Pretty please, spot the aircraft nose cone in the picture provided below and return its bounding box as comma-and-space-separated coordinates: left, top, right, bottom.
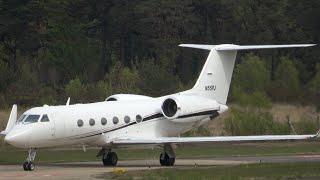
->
4, 130, 28, 148
4, 134, 13, 143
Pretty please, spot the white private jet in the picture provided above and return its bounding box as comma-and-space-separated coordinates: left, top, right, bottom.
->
1, 43, 317, 171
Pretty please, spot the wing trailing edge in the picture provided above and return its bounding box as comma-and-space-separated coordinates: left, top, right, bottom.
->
110, 132, 319, 145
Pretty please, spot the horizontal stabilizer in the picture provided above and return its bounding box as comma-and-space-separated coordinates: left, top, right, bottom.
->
179, 44, 316, 51
179, 44, 217, 50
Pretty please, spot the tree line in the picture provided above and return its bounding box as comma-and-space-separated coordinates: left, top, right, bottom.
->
0, 0, 319, 109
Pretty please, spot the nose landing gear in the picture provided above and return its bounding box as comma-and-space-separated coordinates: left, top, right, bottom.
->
23, 148, 36, 171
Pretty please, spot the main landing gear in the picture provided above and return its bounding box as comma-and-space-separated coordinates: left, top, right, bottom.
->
101, 150, 118, 166
160, 152, 175, 166
23, 148, 36, 171
98, 144, 176, 167
160, 144, 175, 166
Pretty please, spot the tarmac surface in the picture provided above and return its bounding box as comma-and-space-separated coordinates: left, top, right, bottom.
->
1, 154, 320, 180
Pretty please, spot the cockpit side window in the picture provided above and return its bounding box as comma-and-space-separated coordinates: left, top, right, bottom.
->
17, 115, 26, 122
106, 97, 117, 101
24, 115, 40, 123
40, 114, 50, 122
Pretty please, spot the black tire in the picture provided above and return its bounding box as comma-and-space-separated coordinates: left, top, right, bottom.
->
160, 153, 166, 166
27, 162, 35, 171
23, 162, 29, 171
102, 152, 118, 166
102, 153, 110, 166
159, 153, 175, 166
109, 152, 118, 166
167, 157, 175, 166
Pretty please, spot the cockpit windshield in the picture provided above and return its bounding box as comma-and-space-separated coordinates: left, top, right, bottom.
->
24, 115, 40, 123
17, 114, 26, 122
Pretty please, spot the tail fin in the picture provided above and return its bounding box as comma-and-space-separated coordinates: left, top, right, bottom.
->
180, 44, 316, 104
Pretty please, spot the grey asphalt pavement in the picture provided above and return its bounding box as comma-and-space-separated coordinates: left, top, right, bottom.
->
1, 154, 320, 180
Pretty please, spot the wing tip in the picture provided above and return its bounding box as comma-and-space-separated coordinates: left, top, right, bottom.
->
307, 44, 317, 47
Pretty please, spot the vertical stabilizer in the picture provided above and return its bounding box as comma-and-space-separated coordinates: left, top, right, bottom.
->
179, 43, 315, 104
182, 47, 236, 104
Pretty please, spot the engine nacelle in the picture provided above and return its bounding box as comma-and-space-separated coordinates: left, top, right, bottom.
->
161, 95, 220, 122
161, 98, 179, 119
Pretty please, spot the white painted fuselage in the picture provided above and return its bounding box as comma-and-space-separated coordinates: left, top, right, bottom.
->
6, 94, 223, 149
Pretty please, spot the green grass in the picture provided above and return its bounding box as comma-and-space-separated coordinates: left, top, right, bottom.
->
175, 141, 320, 158
110, 162, 320, 180
1, 141, 320, 164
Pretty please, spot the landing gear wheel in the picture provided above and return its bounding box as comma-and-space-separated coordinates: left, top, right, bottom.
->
167, 156, 175, 166
160, 153, 165, 166
160, 153, 175, 166
102, 153, 109, 166
27, 162, 35, 171
109, 152, 118, 166
23, 148, 37, 171
23, 162, 28, 171
23, 161, 35, 171
102, 152, 118, 166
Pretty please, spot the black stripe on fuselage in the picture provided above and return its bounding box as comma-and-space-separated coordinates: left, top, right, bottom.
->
71, 113, 163, 139
143, 113, 164, 121
178, 110, 219, 119
69, 110, 218, 139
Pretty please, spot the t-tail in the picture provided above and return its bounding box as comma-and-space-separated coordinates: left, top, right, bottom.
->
180, 44, 316, 104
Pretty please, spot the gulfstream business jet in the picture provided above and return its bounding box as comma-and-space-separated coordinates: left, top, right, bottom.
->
1, 43, 317, 171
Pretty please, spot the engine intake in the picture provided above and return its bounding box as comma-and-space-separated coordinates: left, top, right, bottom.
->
160, 95, 221, 122
161, 98, 179, 118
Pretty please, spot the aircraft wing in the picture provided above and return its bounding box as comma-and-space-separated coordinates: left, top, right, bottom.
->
110, 133, 319, 145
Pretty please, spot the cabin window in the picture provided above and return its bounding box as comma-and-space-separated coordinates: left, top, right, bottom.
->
40, 114, 50, 122
124, 116, 130, 124
136, 115, 142, 123
89, 119, 95, 126
77, 119, 84, 127
101, 117, 107, 125
113, 117, 119, 124
24, 115, 40, 123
